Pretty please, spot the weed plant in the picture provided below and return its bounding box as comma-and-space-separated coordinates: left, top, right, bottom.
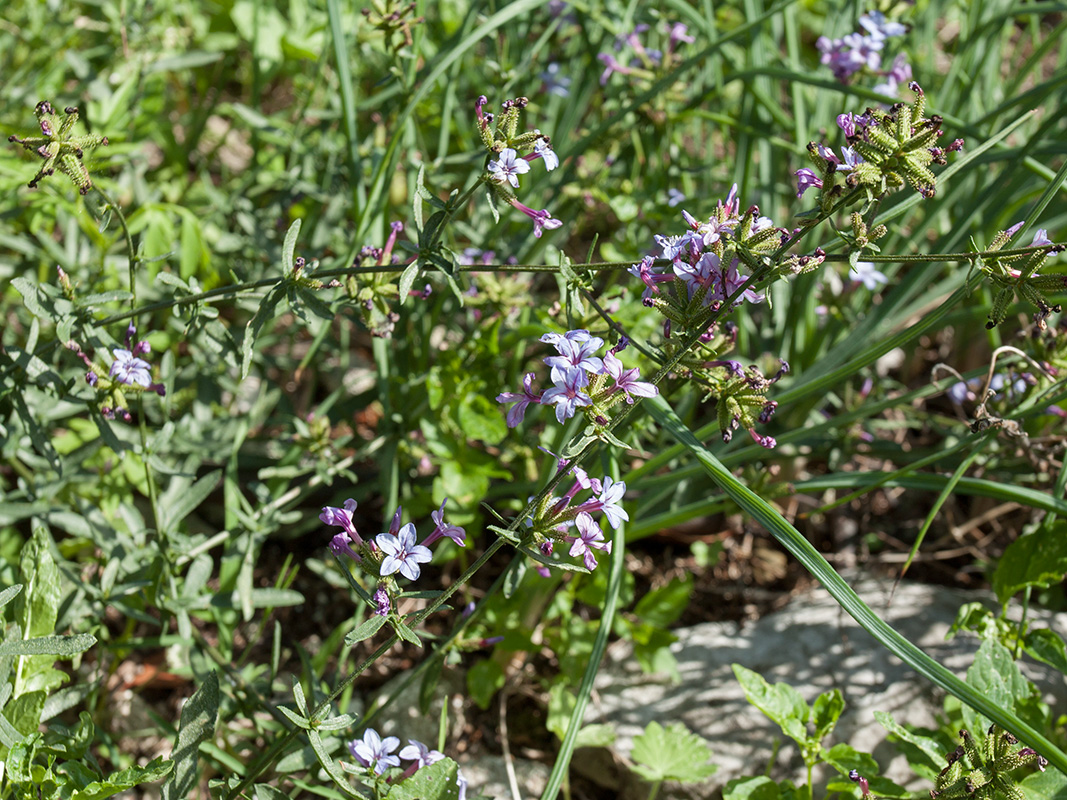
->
0, 0, 1066, 798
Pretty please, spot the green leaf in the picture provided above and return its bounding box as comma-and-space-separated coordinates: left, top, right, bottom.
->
307, 728, 365, 798
1022, 629, 1067, 674
71, 756, 174, 800
992, 522, 1067, 606
281, 219, 302, 273
344, 614, 387, 645
467, 658, 504, 710
14, 527, 61, 698
633, 575, 693, 628
962, 639, 1037, 735
724, 776, 780, 800
387, 756, 460, 800
255, 785, 292, 800
398, 261, 420, 305
811, 689, 845, 741
0, 634, 96, 657
873, 710, 944, 781
161, 671, 219, 800
278, 705, 311, 730
0, 584, 22, 610
630, 721, 717, 783
731, 664, 809, 745
159, 470, 222, 534
457, 393, 507, 444
823, 743, 908, 798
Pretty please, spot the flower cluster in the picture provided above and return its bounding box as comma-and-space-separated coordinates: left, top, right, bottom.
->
518, 459, 626, 574
817, 11, 909, 94
321, 499, 465, 616
799, 83, 963, 204
977, 221, 1064, 329
478, 96, 562, 238
66, 321, 165, 422
346, 221, 409, 338
496, 330, 657, 428
348, 728, 467, 798
8, 101, 108, 194
597, 21, 693, 86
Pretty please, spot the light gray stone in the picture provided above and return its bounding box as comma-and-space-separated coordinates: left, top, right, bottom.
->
582, 573, 1067, 799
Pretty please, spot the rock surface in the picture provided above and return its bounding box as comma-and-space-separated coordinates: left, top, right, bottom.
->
580, 573, 1067, 799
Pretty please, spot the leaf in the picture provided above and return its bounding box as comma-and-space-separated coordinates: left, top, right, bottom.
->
159, 470, 222, 534
71, 757, 174, 800
630, 721, 717, 783
254, 785, 292, 800
344, 614, 387, 645
307, 728, 365, 799
282, 219, 302, 273
724, 776, 780, 800
823, 743, 908, 798
873, 710, 944, 781
811, 689, 845, 741
161, 671, 219, 800
0, 584, 23, 610
278, 705, 311, 730
398, 261, 420, 305
633, 576, 692, 628
1023, 629, 1067, 674
962, 639, 1036, 735
467, 658, 505, 710
387, 756, 460, 800
0, 634, 96, 657
992, 522, 1067, 605
14, 528, 61, 698
731, 663, 809, 745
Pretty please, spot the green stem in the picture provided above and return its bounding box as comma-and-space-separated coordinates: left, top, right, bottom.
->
93, 184, 138, 305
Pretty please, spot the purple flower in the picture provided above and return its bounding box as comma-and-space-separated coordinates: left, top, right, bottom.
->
947, 381, 972, 404
722, 260, 765, 304
426, 500, 466, 547
1030, 229, 1052, 248
508, 197, 563, 237
602, 352, 657, 405
817, 33, 883, 81
544, 334, 605, 375
488, 148, 530, 188
858, 11, 907, 40
838, 146, 864, 172
110, 348, 152, 387
595, 476, 628, 529
540, 366, 592, 423
795, 168, 823, 198
373, 585, 391, 616
666, 22, 694, 51
667, 188, 686, 207
567, 512, 612, 570
349, 729, 401, 774
532, 138, 559, 171
674, 251, 721, 303
399, 739, 445, 768
849, 261, 888, 290
497, 372, 542, 428
377, 523, 433, 581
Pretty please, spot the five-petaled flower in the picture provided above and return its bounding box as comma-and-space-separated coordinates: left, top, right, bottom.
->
377, 523, 433, 581
488, 147, 530, 188
110, 349, 152, 388
349, 729, 401, 775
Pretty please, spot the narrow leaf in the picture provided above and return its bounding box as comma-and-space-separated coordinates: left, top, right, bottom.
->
161, 671, 219, 800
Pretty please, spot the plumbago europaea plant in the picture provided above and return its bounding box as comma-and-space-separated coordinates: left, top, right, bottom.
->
4, 52, 1067, 800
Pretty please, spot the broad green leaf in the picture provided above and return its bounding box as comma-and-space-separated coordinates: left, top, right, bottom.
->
466, 658, 504, 710
255, 785, 292, 800
14, 528, 61, 698
161, 671, 219, 800
387, 756, 460, 800
281, 219, 302, 273
811, 689, 845, 741
731, 663, 809, 745
633, 575, 693, 628
823, 743, 908, 798
992, 522, 1067, 606
962, 639, 1040, 735
630, 721, 717, 783
398, 261, 420, 304
159, 470, 222, 535
1023, 629, 1067, 674
724, 776, 780, 800
71, 756, 173, 800
1021, 764, 1067, 800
